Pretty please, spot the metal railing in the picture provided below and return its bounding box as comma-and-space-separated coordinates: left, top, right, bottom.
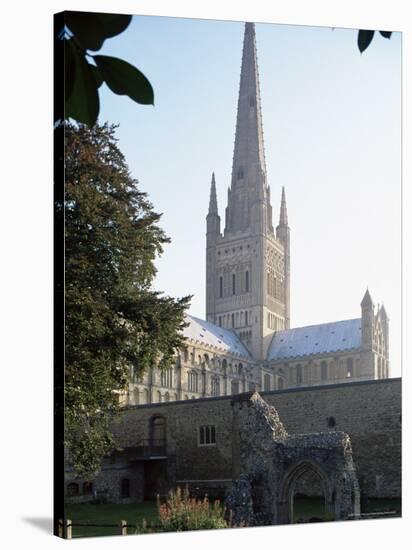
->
134, 438, 167, 458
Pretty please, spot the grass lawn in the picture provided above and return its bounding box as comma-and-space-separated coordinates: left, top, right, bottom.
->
293, 496, 335, 523
362, 498, 401, 517
293, 496, 401, 524
65, 501, 158, 538
66, 496, 402, 537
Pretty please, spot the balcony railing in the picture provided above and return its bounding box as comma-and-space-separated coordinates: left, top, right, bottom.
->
133, 438, 167, 458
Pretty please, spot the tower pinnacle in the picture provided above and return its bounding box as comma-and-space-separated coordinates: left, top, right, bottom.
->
278, 186, 288, 226
361, 288, 373, 308
208, 172, 218, 215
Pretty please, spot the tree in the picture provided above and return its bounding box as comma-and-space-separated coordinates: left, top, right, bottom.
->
58, 122, 191, 475
55, 11, 154, 127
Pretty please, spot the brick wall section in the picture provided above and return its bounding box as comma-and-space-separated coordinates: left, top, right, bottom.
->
110, 378, 401, 500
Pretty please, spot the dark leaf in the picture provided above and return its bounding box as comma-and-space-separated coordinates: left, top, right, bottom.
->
358, 30, 375, 53
65, 43, 99, 126
94, 55, 154, 105
379, 31, 392, 39
64, 38, 76, 103
89, 64, 103, 88
65, 11, 132, 51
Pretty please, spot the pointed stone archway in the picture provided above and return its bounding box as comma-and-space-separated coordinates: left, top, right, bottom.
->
279, 460, 333, 523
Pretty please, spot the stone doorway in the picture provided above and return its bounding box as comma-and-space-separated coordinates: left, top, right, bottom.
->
280, 460, 332, 524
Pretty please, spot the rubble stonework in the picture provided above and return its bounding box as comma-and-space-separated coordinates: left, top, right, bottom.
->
227, 392, 360, 525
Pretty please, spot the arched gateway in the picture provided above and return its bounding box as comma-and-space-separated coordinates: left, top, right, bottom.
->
226, 392, 360, 526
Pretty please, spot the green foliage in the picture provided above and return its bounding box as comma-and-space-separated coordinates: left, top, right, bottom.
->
60, 122, 191, 475
137, 487, 228, 533
357, 29, 393, 53
58, 11, 154, 126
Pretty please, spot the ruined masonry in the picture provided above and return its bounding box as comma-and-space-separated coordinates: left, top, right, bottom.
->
227, 392, 360, 525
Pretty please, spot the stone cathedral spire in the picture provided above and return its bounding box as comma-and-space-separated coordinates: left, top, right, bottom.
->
225, 22, 272, 234
206, 22, 290, 361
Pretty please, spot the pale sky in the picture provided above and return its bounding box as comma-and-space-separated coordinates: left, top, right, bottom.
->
97, 15, 401, 376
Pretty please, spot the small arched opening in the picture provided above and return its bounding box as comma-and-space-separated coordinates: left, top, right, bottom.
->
150, 415, 166, 453
280, 461, 333, 524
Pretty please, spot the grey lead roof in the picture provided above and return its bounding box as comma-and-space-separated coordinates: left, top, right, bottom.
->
267, 318, 362, 361
183, 314, 251, 359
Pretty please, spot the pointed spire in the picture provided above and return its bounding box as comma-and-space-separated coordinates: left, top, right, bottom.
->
361, 288, 373, 307
208, 172, 218, 215
232, 22, 266, 180
278, 186, 288, 226
225, 22, 269, 233
380, 304, 388, 319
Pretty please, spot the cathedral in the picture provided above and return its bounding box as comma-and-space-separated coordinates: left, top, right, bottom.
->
126, 22, 389, 407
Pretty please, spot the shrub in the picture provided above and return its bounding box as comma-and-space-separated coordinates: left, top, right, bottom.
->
136, 486, 228, 533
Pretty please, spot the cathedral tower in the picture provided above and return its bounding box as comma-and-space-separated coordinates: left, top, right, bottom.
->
206, 22, 290, 360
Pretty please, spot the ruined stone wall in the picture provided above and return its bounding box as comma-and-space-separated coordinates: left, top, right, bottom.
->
262, 378, 401, 498
109, 378, 401, 500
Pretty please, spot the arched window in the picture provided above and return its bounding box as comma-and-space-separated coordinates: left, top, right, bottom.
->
218, 316, 222, 327
232, 313, 235, 328
121, 478, 130, 499
211, 376, 220, 396
321, 361, 328, 381
160, 369, 172, 388
83, 481, 93, 495
238, 363, 243, 374
188, 370, 199, 393
278, 377, 284, 390
232, 273, 236, 295
296, 364, 303, 386
67, 483, 79, 497
231, 380, 239, 394
157, 391, 162, 403
164, 392, 170, 402
245, 311, 248, 326
183, 348, 189, 362
346, 358, 354, 378
150, 415, 166, 443
237, 167, 244, 179
222, 358, 227, 371
263, 373, 271, 391
219, 276, 223, 298
245, 270, 250, 292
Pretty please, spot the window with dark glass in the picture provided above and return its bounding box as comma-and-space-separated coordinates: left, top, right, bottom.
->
232, 273, 236, 295
219, 276, 223, 298
346, 358, 354, 378
245, 270, 249, 292
296, 364, 303, 385
199, 425, 216, 446
67, 483, 79, 497
121, 478, 130, 498
321, 361, 328, 381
